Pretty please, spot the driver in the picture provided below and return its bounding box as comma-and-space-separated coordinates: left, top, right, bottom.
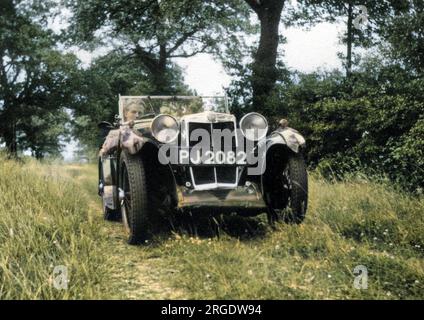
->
123, 101, 144, 121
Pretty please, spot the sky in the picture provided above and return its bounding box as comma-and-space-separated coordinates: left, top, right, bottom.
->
63, 21, 345, 160
173, 22, 344, 96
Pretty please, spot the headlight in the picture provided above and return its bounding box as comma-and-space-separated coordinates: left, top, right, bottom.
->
151, 114, 179, 143
240, 112, 268, 141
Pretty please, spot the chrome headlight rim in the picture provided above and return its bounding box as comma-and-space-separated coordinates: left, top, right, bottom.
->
239, 112, 268, 141
151, 114, 180, 144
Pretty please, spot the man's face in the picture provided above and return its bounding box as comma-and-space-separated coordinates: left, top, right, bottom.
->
125, 105, 142, 121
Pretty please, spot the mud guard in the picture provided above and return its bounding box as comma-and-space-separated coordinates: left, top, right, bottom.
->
256, 127, 306, 172
258, 127, 306, 196
266, 128, 306, 153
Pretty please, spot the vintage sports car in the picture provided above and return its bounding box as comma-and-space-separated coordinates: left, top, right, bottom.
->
98, 95, 308, 244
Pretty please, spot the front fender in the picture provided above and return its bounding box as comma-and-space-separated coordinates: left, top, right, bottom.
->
250, 127, 306, 177
266, 127, 306, 153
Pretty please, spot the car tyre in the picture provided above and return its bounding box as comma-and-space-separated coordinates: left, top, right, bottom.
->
281, 152, 308, 224
266, 152, 308, 224
119, 151, 151, 245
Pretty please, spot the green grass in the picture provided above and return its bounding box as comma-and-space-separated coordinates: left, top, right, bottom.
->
0, 156, 423, 299
155, 177, 424, 299
0, 159, 110, 299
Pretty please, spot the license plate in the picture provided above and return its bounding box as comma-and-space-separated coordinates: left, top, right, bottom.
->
179, 149, 247, 165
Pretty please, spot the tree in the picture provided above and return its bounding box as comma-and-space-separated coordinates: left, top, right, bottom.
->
72, 51, 190, 152
381, 0, 424, 74
65, 0, 251, 94
0, 0, 81, 157
278, 55, 424, 192
294, 0, 410, 77
244, 0, 286, 110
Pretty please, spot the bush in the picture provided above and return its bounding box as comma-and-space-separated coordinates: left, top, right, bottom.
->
271, 61, 424, 192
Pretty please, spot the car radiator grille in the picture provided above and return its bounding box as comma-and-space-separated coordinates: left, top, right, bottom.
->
187, 121, 238, 189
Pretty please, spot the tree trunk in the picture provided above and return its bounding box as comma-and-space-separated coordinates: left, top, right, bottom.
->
34, 149, 44, 160
150, 64, 167, 94
4, 121, 18, 157
247, 0, 285, 112
346, 2, 353, 77
152, 44, 168, 94
135, 44, 169, 94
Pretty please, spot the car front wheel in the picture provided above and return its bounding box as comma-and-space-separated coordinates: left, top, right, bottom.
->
266, 152, 308, 224
119, 151, 151, 245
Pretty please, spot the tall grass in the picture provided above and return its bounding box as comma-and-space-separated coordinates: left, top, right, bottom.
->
0, 157, 109, 299
0, 156, 423, 299
147, 173, 424, 299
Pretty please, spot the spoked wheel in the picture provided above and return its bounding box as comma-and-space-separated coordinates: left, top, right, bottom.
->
119, 151, 151, 245
266, 152, 308, 224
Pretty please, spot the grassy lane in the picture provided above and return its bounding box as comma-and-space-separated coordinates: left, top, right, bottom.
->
0, 157, 423, 299
54, 163, 185, 299
0, 159, 109, 299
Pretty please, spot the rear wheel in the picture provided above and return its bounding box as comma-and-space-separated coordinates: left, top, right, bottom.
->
119, 151, 151, 244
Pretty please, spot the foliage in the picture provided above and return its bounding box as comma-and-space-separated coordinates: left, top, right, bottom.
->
381, 0, 424, 74
223, 0, 424, 192
242, 0, 287, 109
72, 51, 191, 152
292, 0, 410, 75
279, 58, 424, 192
0, 0, 81, 157
1, 0, 422, 191
64, 0, 252, 93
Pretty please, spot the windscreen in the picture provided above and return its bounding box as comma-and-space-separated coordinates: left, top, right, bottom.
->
119, 96, 228, 121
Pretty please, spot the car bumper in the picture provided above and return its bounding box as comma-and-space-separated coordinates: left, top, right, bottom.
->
176, 183, 266, 209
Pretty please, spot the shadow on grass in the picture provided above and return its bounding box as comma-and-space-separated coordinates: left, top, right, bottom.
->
160, 211, 271, 241
107, 209, 272, 245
